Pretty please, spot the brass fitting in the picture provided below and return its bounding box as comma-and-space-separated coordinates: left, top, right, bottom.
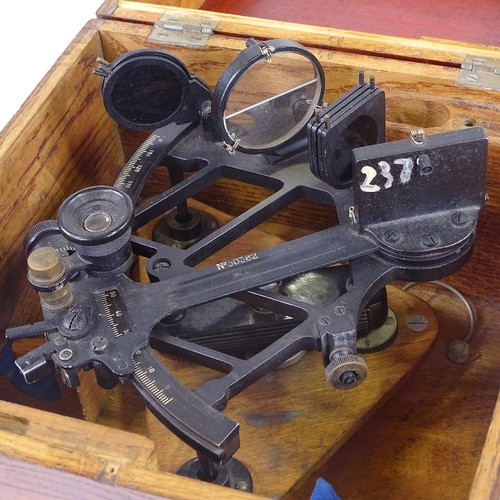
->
27, 247, 72, 311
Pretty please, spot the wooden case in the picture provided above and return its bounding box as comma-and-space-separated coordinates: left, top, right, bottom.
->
1, 1, 500, 498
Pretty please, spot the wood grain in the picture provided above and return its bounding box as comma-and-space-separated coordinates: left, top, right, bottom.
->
97, 2, 500, 64
470, 392, 500, 499
293, 287, 500, 500
0, 401, 259, 500
0, 454, 167, 500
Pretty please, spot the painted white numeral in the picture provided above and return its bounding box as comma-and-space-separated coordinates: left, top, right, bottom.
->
360, 157, 415, 193
379, 161, 394, 189
360, 166, 381, 192
394, 157, 414, 184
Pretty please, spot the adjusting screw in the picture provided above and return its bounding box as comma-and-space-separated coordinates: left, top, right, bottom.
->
325, 354, 368, 390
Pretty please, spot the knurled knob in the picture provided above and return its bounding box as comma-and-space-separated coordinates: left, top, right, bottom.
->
325, 354, 368, 390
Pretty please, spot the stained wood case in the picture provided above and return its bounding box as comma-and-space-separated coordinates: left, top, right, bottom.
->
1, 1, 500, 499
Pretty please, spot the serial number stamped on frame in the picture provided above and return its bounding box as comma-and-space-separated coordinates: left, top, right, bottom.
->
216, 252, 258, 271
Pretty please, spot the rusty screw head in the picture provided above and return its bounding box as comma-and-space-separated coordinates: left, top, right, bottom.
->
447, 339, 470, 364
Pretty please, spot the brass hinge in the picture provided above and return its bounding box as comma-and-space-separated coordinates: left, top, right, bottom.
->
456, 55, 500, 90
148, 15, 218, 47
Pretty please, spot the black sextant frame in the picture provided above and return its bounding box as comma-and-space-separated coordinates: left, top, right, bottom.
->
2, 35, 488, 489
6, 117, 487, 470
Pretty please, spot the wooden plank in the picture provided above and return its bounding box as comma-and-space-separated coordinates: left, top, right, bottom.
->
0, 19, 125, 338
0, 400, 259, 500
0, 454, 168, 500
0, 400, 157, 478
469, 392, 500, 499
97, 2, 500, 65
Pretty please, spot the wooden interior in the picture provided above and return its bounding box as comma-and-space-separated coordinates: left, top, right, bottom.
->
1, 1, 500, 498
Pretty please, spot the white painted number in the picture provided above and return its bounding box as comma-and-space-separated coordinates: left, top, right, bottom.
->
379, 161, 394, 189
216, 253, 258, 271
360, 157, 415, 193
394, 157, 414, 184
360, 166, 380, 192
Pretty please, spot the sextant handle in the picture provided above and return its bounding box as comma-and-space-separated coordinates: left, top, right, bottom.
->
130, 346, 240, 464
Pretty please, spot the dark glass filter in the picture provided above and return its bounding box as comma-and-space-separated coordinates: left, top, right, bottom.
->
334, 115, 379, 185
110, 65, 184, 126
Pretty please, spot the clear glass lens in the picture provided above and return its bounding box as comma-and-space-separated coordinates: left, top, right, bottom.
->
223, 52, 321, 151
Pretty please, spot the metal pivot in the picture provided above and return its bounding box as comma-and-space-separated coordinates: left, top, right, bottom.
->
152, 165, 219, 249
178, 454, 252, 492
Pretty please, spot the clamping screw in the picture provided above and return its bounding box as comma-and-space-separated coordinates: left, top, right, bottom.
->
27, 246, 72, 311
325, 353, 368, 390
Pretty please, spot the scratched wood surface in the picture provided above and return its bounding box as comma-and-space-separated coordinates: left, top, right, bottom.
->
0, 6, 500, 499
0, 400, 259, 500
